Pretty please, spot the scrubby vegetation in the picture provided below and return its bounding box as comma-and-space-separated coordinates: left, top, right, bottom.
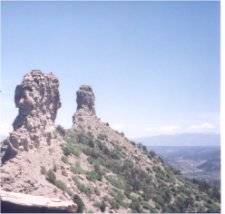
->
46, 169, 56, 184
46, 169, 68, 191
73, 194, 85, 213
73, 176, 92, 196
71, 162, 85, 174
48, 128, 220, 213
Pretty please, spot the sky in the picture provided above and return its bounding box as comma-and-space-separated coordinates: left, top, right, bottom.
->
0, 1, 220, 139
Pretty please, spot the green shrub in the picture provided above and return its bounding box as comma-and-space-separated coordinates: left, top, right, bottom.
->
62, 143, 80, 157
162, 206, 174, 213
64, 130, 78, 144
86, 164, 104, 182
66, 188, 74, 197
210, 187, 220, 201
149, 207, 158, 213
207, 203, 220, 213
141, 201, 151, 210
73, 194, 85, 213
78, 183, 92, 196
87, 157, 105, 166
110, 188, 125, 207
89, 139, 111, 157
130, 198, 143, 213
71, 162, 85, 174
73, 177, 92, 196
46, 169, 67, 192
55, 179, 67, 191
110, 149, 123, 159
174, 196, 189, 212
88, 139, 95, 148
154, 194, 164, 206
46, 169, 56, 184
99, 200, 107, 212
78, 133, 93, 145
61, 155, 68, 164
82, 146, 100, 159
106, 175, 126, 190
56, 125, 66, 137
142, 186, 154, 201
86, 170, 102, 181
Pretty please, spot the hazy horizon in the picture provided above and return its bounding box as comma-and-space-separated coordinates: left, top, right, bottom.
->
1, 1, 220, 138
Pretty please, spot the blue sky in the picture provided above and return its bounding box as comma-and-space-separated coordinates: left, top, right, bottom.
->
0, 1, 220, 138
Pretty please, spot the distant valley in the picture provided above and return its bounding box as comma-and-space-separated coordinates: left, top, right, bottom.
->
135, 133, 220, 187
150, 146, 220, 187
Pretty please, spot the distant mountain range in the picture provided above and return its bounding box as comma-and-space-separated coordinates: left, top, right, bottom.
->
136, 133, 220, 147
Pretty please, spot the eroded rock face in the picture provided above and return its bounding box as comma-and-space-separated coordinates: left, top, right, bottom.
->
72, 85, 96, 124
1, 70, 61, 162
76, 85, 95, 114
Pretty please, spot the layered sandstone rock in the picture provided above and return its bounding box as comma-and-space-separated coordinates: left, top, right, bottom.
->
1, 70, 61, 163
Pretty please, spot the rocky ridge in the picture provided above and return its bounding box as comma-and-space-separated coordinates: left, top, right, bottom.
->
0, 71, 220, 213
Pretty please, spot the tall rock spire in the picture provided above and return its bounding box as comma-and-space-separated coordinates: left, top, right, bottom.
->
76, 85, 96, 114
1, 70, 61, 162
72, 85, 96, 125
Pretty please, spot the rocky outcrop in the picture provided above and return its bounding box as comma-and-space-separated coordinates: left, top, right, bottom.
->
0, 190, 77, 213
1, 70, 61, 163
76, 85, 95, 114
72, 85, 96, 124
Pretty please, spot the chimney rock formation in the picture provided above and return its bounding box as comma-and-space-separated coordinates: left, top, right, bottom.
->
72, 85, 96, 124
76, 85, 95, 114
1, 70, 61, 162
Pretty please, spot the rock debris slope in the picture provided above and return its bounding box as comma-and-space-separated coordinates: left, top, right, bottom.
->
1, 72, 220, 213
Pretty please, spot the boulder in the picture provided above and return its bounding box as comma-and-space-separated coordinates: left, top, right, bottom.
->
0, 190, 77, 213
